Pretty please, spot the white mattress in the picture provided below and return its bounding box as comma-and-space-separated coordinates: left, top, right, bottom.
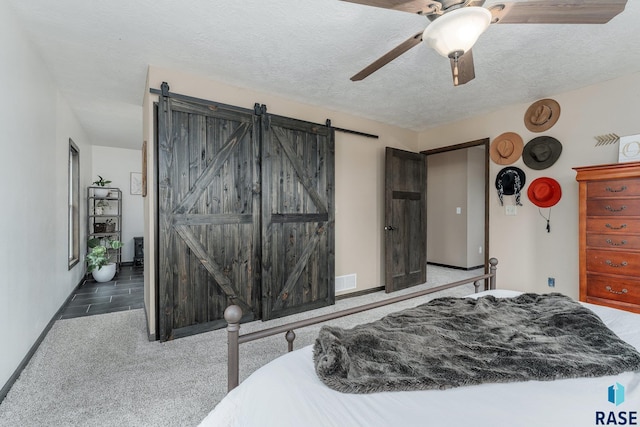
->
200, 290, 640, 427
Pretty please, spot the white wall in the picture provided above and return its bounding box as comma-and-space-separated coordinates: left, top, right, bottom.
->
466, 146, 485, 268
419, 72, 640, 297
427, 149, 468, 267
91, 146, 144, 262
0, 0, 93, 392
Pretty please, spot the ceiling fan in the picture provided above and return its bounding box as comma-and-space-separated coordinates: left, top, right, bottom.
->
343, 0, 628, 86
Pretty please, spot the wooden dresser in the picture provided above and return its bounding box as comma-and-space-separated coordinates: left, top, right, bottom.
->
575, 162, 640, 313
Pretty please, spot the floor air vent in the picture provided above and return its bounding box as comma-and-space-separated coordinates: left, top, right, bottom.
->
335, 274, 357, 292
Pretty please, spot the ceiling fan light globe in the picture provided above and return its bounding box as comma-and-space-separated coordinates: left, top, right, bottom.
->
422, 7, 492, 58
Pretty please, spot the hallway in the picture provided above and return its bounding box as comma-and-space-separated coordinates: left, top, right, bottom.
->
58, 265, 143, 319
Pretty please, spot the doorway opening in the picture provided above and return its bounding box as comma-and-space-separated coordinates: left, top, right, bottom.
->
422, 138, 490, 279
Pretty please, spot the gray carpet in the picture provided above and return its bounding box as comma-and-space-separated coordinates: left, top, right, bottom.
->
0, 266, 481, 427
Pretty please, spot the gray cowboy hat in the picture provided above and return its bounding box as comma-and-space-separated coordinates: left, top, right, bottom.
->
522, 136, 562, 170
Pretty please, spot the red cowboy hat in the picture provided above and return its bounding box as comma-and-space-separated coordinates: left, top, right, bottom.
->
527, 177, 561, 208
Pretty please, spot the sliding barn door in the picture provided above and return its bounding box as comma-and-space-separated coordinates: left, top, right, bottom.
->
384, 147, 427, 293
157, 96, 261, 341
261, 114, 335, 320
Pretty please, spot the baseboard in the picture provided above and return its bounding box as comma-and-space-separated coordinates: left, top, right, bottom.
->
0, 275, 85, 404
427, 262, 484, 271
336, 285, 384, 300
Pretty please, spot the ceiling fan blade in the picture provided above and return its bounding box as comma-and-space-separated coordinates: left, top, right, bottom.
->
489, 0, 627, 24
340, 0, 442, 15
351, 31, 423, 81
449, 50, 475, 86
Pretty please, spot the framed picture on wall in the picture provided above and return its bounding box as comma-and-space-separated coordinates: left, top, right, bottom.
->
619, 134, 640, 163
130, 172, 142, 195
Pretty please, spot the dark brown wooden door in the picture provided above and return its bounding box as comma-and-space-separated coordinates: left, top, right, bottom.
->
384, 147, 427, 292
261, 114, 335, 320
157, 96, 261, 340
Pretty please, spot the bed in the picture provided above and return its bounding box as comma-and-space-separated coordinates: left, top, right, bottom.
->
200, 261, 640, 427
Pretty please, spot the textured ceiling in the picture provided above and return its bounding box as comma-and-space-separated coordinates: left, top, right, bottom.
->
6, 0, 640, 149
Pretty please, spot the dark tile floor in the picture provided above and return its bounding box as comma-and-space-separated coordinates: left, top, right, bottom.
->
58, 265, 144, 320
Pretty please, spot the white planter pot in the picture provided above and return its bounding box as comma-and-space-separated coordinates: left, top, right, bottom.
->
92, 263, 116, 282
94, 188, 109, 198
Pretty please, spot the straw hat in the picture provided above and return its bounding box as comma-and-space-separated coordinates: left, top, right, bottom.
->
524, 99, 561, 132
527, 177, 562, 208
522, 136, 563, 170
490, 132, 523, 165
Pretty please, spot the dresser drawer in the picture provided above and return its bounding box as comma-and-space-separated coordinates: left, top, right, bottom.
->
586, 249, 640, 276
586, 234, 640, 250
586, 218, 640, 234
588, 180, 640, 198
586, 198, 640, 216
587, 273, 640, 304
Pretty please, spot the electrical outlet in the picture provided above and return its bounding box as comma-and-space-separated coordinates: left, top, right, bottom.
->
479, 246, 482, 254
548, 277, 555, 287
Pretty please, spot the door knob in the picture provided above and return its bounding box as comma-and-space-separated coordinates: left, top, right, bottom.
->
384, 226, 395, 231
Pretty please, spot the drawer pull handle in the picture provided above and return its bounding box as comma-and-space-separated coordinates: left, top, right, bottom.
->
605, 286, 628, 295
605, 186, 627, 193
606, 239, 628, 246
605, 205, 627, 212
605, 223, 627, 230
605, 260, 628, 268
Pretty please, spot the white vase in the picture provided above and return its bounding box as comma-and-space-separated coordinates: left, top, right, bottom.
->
92, 263, 116, 282
94, 188, 109, 198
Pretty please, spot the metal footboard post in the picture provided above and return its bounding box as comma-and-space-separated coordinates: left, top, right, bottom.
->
489, 258, 498, 290
473, 280, 481, 293
224, 305, 243, 392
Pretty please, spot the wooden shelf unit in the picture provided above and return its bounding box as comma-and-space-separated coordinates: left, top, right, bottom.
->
87, 186, 122, 271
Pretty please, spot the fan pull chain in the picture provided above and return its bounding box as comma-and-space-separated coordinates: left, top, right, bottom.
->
449, 50, 463, 87
452, 59, 459, 86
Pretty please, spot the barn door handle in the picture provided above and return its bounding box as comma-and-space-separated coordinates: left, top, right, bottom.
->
384, 226, 396, 231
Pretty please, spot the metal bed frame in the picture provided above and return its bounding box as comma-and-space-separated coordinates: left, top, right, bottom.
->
223, 257, 498, 392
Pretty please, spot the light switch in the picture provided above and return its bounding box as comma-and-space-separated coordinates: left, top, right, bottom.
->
456, 207, 462, 214
505, 205, 517, 216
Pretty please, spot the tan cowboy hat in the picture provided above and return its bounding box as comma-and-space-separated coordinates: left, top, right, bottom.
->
524, 98, 561, 132
490, 132, 523, 165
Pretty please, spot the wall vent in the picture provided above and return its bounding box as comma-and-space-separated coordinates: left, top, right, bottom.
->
335, 274, 357, 292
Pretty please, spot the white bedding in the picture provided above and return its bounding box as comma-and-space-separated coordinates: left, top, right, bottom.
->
200, 290, 640, 427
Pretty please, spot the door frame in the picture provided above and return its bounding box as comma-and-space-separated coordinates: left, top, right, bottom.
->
421, 138, 490, 277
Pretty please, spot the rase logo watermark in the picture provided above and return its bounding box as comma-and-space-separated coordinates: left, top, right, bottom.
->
596, 383, 637, 425
610, 383, 626, 407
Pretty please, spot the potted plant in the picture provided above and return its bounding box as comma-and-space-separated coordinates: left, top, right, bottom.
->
92, 175, 112, 198
94, 199, 110, 215
86, 239, 122, 282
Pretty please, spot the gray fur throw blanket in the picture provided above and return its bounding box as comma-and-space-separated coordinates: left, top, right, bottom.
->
313, 293, 640, 393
